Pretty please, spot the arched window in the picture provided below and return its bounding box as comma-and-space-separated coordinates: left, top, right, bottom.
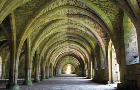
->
100, 48, 105, 69
123, 13, 139, 65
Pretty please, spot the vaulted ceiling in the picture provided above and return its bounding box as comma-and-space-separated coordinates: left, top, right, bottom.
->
0, 0, 137, 69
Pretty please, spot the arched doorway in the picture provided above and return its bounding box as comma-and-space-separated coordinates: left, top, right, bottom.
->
62, 64, 75, 74
108, 40, 120, 83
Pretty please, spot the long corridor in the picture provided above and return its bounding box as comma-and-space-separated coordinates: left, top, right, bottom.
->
0, 74, 117, 90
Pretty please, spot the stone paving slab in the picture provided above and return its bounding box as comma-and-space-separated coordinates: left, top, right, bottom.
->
0, 74, 117, 90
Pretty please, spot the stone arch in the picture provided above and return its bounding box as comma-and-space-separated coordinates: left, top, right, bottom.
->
108, 40, 120, 84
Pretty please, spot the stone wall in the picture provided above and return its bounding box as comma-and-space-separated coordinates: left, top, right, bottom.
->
121, 64, 140, 89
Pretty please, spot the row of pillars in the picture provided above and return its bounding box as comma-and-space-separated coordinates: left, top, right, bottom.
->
6, 37, 55, 89
6, 54, 54, 89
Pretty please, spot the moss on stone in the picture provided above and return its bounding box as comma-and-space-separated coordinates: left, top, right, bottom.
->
6, 83, 19, 89
23, 80, 32, 85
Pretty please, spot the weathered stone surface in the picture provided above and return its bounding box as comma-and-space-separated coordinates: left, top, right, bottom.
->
0, 0, 140, 89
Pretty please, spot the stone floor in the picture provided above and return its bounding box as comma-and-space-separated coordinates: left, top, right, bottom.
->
0, 74, 117, 90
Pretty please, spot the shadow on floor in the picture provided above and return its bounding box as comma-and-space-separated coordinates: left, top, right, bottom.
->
0, 74, 117, 90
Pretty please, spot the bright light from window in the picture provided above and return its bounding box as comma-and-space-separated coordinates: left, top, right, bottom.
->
66, 65, 71, 74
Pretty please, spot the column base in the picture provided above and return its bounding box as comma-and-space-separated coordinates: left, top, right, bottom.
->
40, 79, 45, 81
87, 76, 91, 79
23, 80, 32, 85
86, 77, 91, 79
33, 80, 40, 83
6, 83, 19, 89
50, 76, 54, 78
45, 76, 49, 79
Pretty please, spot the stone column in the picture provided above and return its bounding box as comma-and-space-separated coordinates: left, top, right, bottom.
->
91, 61, 93, 78
53, 66, 56, 77
58, 68, 61, 75
49, 67, 51, 78
45, 63, 49, 79
92, 57, 95, 79
87, 69, 91, 79
23, 37, 32, 85
77, 65, 81, 76
96, 44, 102, 83
78, 65, 83, 76
55, 67, 58, 76
102, 47, 109, 84
51, 65, 53, 77
6, 12, 19, 89
81, 64, 85, 77
6, 46, 19, 89
49, 64, 53, 78
87, 62, 91, 79
1, 58, 6, 79
33, 51, 40, 83
108, 45, 113, 83
41, 57, 45, 81
75, 67, 78, 75
135, 20, 140, 89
